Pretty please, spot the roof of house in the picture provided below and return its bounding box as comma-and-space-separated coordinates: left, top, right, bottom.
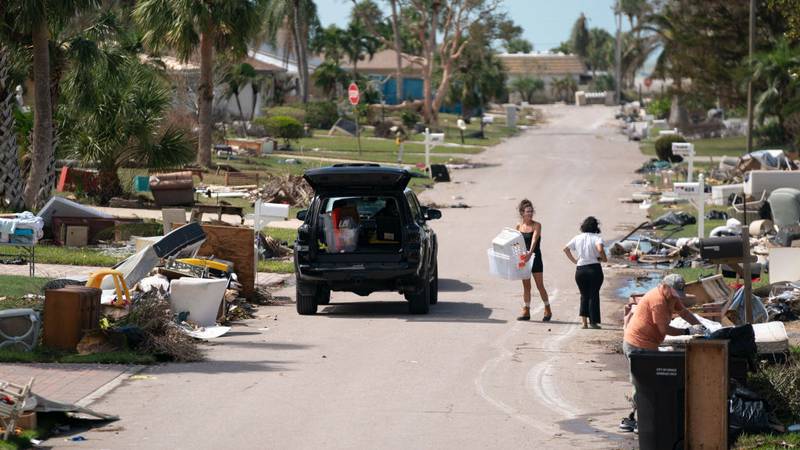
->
341, 49, 425, 76
498, 53, 586, 76
243, 56, 286, 73
140, 54, 285, 74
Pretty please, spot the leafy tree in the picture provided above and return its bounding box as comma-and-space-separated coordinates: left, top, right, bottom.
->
134, 0, 267, 167
550, 41, 573, 54
311, 25, 348, 65
766, 0, 800, 44
569, 13, 590, 59
59, 59, 195, 204
586, 28, 614, 77
510, 77, 544, 103
550, 76, 578, 102
505, 38, 533, 54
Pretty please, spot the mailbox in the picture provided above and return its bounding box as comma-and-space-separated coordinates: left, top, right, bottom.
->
699, 236, 744, 260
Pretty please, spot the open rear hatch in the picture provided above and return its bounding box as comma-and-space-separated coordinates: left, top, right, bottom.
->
304, 164, 411, 193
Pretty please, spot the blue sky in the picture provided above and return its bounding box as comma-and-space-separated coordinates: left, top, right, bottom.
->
315, 0, 630, 52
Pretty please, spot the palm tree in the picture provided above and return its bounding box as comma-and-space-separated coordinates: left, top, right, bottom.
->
343, 22, 380, 79
312, 61, 347, 99
752, 39, 800, 129
0, 45, 24, 211
59, 58, 195, 204
3, 0, 98, 209
262, 0, 319, 104
311, 25, 347, 65
134, 0, 267, 167
221, 62, 258, 136
510, 76, 544, 104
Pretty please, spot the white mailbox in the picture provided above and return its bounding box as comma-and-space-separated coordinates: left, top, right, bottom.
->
674, 182, 701, 197
672, 142, 695, 157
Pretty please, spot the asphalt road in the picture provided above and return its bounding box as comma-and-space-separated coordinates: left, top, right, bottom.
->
48, 105, 648, 449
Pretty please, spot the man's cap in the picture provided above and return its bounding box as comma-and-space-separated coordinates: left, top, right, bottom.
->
662, 274, 686, 298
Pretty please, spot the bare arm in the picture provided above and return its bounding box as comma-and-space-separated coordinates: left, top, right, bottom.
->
530, 222, 541, 253
563, 247, 577, 264
677, 303, 701, 325
596, 241, 608, 263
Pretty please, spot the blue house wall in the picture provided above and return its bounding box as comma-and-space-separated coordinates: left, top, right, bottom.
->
380, 78, 424, 104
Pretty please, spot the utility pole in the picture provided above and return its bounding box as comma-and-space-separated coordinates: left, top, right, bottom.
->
614, 1, 622, 105
746, 0, 756, 153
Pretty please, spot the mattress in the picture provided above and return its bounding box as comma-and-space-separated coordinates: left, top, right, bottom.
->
752, 321, 790, 354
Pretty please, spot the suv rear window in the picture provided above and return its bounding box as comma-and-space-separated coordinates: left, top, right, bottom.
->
317, 196, 403, 253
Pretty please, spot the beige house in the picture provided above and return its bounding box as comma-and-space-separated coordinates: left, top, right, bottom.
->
499, 52, 587, 102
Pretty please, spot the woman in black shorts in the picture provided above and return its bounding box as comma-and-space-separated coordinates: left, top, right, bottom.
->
515, 199, 551, 321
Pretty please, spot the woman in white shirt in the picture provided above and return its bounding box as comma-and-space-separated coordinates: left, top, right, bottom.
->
563, 216, 607, 329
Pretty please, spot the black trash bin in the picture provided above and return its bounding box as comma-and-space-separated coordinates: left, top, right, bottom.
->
630, 351, 685, 450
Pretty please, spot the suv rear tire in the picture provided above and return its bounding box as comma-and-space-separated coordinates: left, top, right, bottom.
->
429, 264, 438, 305
316, 286, 331, 305
407, 281, 430, 314
296, 283, 318, 315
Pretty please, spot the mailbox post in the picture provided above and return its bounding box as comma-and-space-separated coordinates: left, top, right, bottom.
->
424, 128, 444, 178
672, 142, 696, 183
673, 173, 706, 238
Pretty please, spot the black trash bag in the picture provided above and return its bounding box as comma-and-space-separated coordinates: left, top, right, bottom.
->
706, 210, 729, 221
729, 382, 772, 436
708, 324, 757, 359
651, 211, 696, 227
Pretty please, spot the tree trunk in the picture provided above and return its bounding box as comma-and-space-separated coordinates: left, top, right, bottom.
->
0, 45, 24, 211
431, 64, 452, 118
669, 94, 689, 130
291, 0, 309, 104
197, 30, 215, 167
23, 19, 54, 210
234, 94, 247, 136
390, 0, 404, 103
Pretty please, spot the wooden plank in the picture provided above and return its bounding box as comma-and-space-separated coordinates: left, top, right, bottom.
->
685, 340, 728, 450
197, 225, 255, 299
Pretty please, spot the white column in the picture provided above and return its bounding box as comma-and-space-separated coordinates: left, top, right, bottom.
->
698, 174, 705, 238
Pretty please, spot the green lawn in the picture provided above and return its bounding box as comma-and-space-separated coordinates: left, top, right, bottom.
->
735, 432, 800, 449
641, 136, 750, 157
35, 245, 122, 266
670, 266, 771, 290
297, 135, 484, 155
647, 203, 729, 239
0, 275, 50, 298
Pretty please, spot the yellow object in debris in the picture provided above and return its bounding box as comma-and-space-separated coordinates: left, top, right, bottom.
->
176, 258, 232, 273
86, 269, 132, 307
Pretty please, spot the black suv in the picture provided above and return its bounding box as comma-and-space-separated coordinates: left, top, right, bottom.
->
294, 164, 441, 315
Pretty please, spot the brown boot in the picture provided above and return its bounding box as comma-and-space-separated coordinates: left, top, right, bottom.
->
542, 304, 552, 322
517, 306, 530, 321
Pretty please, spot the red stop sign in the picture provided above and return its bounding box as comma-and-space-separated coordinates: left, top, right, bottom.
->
348, 83, 360, 105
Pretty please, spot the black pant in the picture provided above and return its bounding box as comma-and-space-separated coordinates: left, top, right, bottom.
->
575, 263, 604, 324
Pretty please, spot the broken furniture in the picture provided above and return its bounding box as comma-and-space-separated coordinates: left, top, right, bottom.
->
161, 208, 187, 235
169, 277, 229, 327
224, 137, 273, 155
744, 170, 800, 198
197, 225, 255, 298
86, 269, 133, 307
149, 171, 195, 207
0, 309, 40, 351
224, 171, 260, 186
190, 204, 245, 224
51, 216, 141, 246
42, 286, 101, 351
685, 340, 728, 450
0, 378, 33, 440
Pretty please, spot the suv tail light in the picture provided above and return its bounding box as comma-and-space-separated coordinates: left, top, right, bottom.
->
404, 226, 421, 262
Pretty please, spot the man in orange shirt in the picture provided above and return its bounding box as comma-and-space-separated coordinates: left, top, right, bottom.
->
619, 274, 705, 432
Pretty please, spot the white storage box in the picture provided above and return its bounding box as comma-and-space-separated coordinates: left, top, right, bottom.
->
169, 277, 228, 327
711, 183, 744, 206
488, 228, 532, 280
744, 170, 800, 197
488, 249, 533, 280
322, 214, 359, 253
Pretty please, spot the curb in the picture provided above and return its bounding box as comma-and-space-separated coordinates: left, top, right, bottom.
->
75, 365, 145, 408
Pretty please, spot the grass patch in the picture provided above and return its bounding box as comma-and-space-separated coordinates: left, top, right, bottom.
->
296, 135, 483, 155
278, 149, 459, 165
0, 275, 50, 298
0, 347, 155, 364
640, 136, 749, 157
34, 245, 122, 267
670, 267, 771, 291
735, 432, 800, 449
257, 258, 294, 274
261, 227, 297, 244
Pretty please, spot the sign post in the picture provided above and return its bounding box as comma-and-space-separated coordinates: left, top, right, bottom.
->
348, 83, 361, 155
423, 128, 444, 177
674, 173, 706, 238
672, 142, 696, 183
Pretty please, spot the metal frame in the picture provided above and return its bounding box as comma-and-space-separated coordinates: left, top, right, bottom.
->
0, 242, 35, 277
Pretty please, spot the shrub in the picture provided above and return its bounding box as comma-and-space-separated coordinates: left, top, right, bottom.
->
265, 106, 305, 123
748, 357, 800, 423
647, 96, 671, 120
401, 110, 420, 128
305, 101, 338, 129
256, 116, 304, 148
754, 120, 791, 148
654, 134, 687, 162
